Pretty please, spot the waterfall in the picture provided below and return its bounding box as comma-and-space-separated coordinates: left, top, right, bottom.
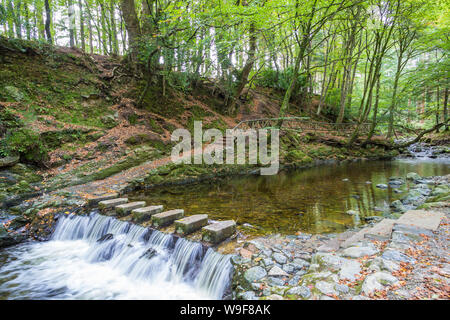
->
0, 212, 233, 300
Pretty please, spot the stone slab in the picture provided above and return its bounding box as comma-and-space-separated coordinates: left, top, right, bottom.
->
202, 220, 236, 244
341, 219, 396, 248
115, 201, 146, 216
98, 198, 128, 210
174, 214, 208, 235
131, 205, 163, 223
88, 193, 119, 206
152, 209, 184, 227
397, 210, 445, 231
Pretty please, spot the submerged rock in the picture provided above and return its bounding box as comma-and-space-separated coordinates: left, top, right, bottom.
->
406, 172, 421, 181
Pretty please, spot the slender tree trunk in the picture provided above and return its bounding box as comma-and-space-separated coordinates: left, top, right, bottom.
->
444, 88, 448, 131
436, 87, 440, 133
226, 22, 257, 115
364, 73, 381, 142
110, 1, 119, 54
79, 0, 85, 51
68, 0, 75, 47
277, 35, 309, 127
387, 51, 403, 138
24, 2, 31, 40
44, 0, 52, 44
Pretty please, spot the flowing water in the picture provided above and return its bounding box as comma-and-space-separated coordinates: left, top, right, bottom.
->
0, 213, 232, 300
0, 155, 448, 300
129, 158, 450, 235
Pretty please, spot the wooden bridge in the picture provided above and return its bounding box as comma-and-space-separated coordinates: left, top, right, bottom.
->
232, 117, 373, 137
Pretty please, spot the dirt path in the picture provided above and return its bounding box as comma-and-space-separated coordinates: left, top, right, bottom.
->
60, 140, 224, 199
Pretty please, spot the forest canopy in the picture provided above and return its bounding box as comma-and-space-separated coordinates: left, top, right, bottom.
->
0, 0, 449, 141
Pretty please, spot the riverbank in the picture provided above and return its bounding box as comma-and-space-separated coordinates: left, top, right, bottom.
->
230, 172, 450, 300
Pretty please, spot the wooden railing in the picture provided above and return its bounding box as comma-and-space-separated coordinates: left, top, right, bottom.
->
232, 117, 373, 137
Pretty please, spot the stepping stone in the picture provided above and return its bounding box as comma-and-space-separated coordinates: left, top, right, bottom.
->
174, 214, 208, 235
151, 209, 184, 227
341, 219, 395, 248
88, 193, 119, 206
115, 201, 146, 216
131, 205, 163, 223
202, 220, 236, 244
397, 210, 445, 231
98, 198, 128, 210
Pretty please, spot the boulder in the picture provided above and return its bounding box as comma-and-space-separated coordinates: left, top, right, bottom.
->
0, 156, 20, 169
406, 172, 421, 181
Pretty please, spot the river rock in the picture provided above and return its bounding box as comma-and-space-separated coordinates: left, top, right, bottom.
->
240, 291, 258, 300
312, 252, 344, 271
268, 266, 289, 277
315, 281, 337, 295
402, 190, 426, 206
406, 172, 421, 181
369, 257, 400, 273
342, 245, 379, 258
262, 258, 274, 268
381, 249, 416, 264
0, 226, 25, 248
267, 294, 284, 300
339, 259, 362, 281
335, 283, 349, 294
346, 210, 358, 215
362, 272, 398, 295
267, 277, 286, 286
390, 200, 406, 212
0, 156, 20, 168
272, 252, 288, 264
244, 266, 267, 283
286, 286, 311, 298
282, 264, 295, 274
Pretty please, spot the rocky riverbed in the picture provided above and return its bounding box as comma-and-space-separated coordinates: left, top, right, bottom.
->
231, 172, 450, 300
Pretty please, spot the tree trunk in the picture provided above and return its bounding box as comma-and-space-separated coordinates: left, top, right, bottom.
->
277, 36, 308, 127
79, 0, 85, 51
44, 0, 52, 44
110, 1, 119, 54
444, 88, 448, 131
120, 0, 141, 64
387, 51, 403, 138
68, 0, 75, 47
226, 22, 257, 115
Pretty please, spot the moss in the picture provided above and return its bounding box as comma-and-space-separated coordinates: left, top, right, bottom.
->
148, 118, 164, 133
41, 129, 100, 149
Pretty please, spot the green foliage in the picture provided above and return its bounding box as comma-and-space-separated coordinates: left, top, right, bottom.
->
254, 68, 307, 91
0, 128, 48, 165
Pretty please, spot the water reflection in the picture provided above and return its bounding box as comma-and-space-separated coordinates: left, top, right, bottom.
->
130, 159, 449, 235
